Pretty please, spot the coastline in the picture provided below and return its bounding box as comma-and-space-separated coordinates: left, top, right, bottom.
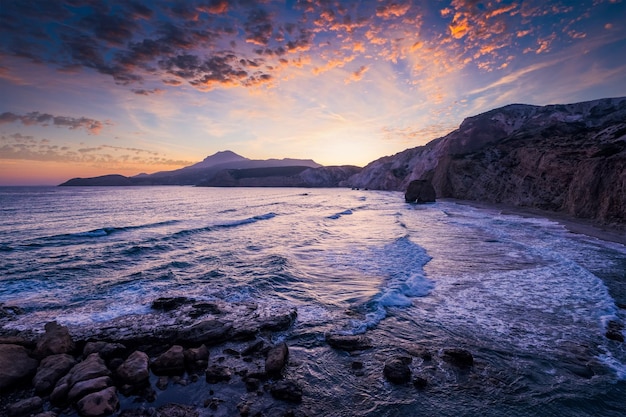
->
443, 198, 626, 246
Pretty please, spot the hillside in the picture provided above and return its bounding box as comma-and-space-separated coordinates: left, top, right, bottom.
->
344, 97, 626, 225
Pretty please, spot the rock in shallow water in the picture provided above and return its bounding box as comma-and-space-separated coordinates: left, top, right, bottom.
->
383, 356, 412, 384
442, 348, 474, 368
151, 345, 185, 375
76, 386, 118, 417
116, 351, 149, 385
325, 334, 373, 351
270, 380, 303, 403
265, 342, 289, 377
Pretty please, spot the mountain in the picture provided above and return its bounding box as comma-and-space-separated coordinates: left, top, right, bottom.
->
59, 151, 345, 187
343, 97, 626, 225
199, 165, 362, 187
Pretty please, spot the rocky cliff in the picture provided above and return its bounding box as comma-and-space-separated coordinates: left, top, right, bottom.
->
344, 97, 626, 225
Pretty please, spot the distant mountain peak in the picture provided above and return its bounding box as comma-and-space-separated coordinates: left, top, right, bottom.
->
189, 150, 249, 169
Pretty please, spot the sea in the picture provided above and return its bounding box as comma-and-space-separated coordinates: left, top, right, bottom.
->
1, 186, 625, 416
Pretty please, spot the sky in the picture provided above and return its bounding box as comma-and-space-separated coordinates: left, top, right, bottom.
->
1, 0, 626, 185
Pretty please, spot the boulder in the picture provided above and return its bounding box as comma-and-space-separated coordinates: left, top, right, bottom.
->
383, 356, 412, 384
265, 342, 289, 377
33, 353, 77, 394
76, 386, 119, 417
67, 376, 114, 402
7, 396, 43, 417
68, 353, 111, 386
205, 365, 232, 384
35, 321, 75, 357
325, 334, 373, 351
442, 348, 474, 368
270, 380, 303, 403
0, 344, 39, 390
404, 180, 436, 203
116, 351, 149, 384
151, 345, 185, 375
184, 345, 209, 370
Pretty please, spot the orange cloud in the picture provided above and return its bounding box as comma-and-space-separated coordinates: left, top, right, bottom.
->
345, 65, 368, 83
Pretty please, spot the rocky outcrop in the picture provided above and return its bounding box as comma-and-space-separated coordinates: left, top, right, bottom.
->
405, 180, 436, 203
345, 97, 626, 225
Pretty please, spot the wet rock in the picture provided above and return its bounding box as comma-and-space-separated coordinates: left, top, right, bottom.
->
404, 345, 432, 361
0, 344, 39, 390
442, 348, 474, 368
205, 365, 232, 383
68, 376, 114, 402
265, 342, 289, 377
184, 344, 209, 369
35, 321, 75, 357
606, 320, 624, 342
413, 376, 428, 389
383, 356, 412, 384
0, 303, 24, 319
68, 353, 112, 386
404, 179, 436, 203
7, 396, 43, 417
76, 386, 118, 417
270, 380, 303, 403
190, 301, 222, 316
83, 342, 126, 359
33, 353, 77, 394
325, 334, 373, 351
177, 320, 233, 345
151, 345, 185, 375
258, 307, 298, 331
116, 351, 149, 385
152, 297, 192, 311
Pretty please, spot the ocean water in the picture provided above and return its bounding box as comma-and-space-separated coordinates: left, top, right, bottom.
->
1, 186, 625, 416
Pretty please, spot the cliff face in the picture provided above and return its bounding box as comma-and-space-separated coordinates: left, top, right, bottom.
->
345, 97, 626, 225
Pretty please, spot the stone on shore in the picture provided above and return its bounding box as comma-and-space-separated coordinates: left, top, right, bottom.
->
442, 348, 474, 368
67, 376, 114, 402
325, 334, 373, 351
404, 180, 436, 203
35, 321, 75, 357
606, 320, 624, 342
184, 344, 209, 370
0, 344, 39, 390
7, 396, 43, 417
116, 351, 149, 385
383, 356, 412, 384
205, 365, 232, 384
265, 342, 289, 377
33, 353, 77, 394
151, 345, 185, 375
76, 386, 119, 417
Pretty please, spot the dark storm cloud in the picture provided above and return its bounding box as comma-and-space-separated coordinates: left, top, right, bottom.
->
244, 8, 274, 46
0, 112, 109, 134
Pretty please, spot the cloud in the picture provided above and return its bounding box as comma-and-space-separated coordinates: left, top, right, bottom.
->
0, 112, 110, 134
132, 88, 165, 96
0, 133, 192, 166
345, 65, 369, 83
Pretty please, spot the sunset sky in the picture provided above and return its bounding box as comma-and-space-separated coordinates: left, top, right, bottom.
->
1, 0, 626, 185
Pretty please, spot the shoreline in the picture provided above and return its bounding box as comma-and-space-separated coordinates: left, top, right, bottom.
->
443, 198, 626, 246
